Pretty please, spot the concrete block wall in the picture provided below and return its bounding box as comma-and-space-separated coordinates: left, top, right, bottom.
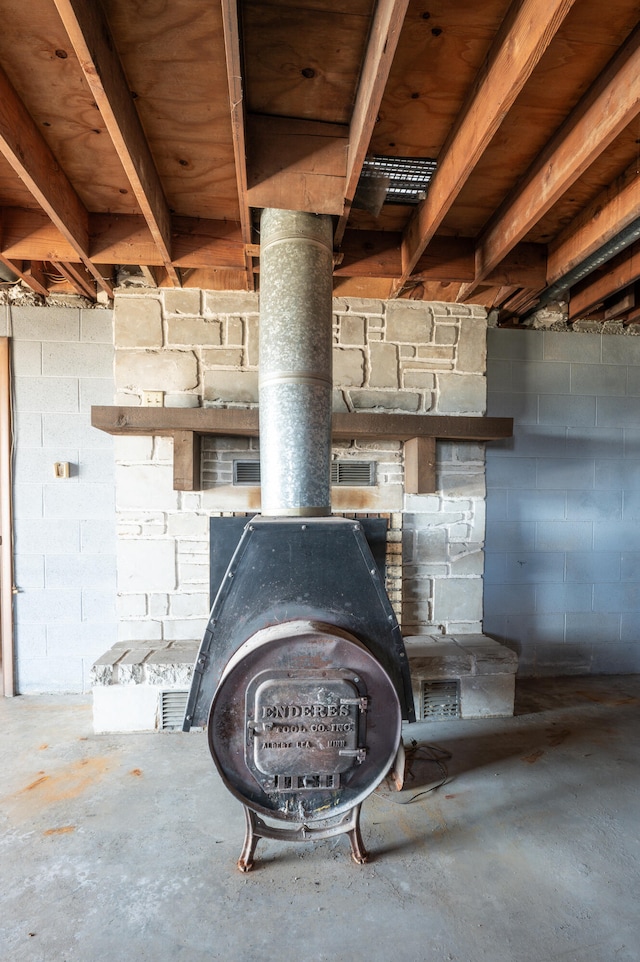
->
1, 302, 117, 692
114, 291, 488, 643
485, 327, 640, 675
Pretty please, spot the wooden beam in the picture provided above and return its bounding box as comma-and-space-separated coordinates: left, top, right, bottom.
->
0, 337, 14, 696
52, 0, 180, 287
398, 0, 575, 287
548, 157, 640, 286
472, 21, 640, 291
404, 436, 436, 495
246, 115, 348, 215
173, 431, 201, 491
0, 64, 111, 297
569, 240, 640, 319
92, 405, 513, 442
220, 0, 250, 246
334, 0, 410, 245
52, 261, 96, 299
0, 254, 48, 297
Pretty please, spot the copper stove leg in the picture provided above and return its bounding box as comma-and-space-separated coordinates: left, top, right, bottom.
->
238, 806, 259, 872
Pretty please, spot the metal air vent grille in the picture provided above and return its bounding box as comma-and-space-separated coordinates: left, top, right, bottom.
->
421, 680, 459, 719
359, 155, 438, 205
232, 460, 376, 486
160, 689, 189, 730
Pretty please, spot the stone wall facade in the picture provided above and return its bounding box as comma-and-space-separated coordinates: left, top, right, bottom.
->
114, 291, 488, 645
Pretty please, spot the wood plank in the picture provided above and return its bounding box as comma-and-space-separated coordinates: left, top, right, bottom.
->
547, 156, 640, 285
53, 0, 179, 286
246, 115, 348, 215
92, 405, 513, 441
569, 240, 640, 318
53, 261, 96, 299
0, 254, 48, 296
398, 0, 576, 285
173, 431, 201, 491
0, 336, 14, 696
404, 435, 436, 495
473, 21, 640, 288
335, 0, 410, 244
0, 64, 112, 297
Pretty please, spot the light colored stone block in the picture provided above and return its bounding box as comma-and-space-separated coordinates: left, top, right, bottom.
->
457, 315, 487, 374
115, 464, 179, 510
369, 342, 398, 388
93, 685, 160, 732
334, 347, 365, 387
201, 348, 243, 367
436, 373, 486, 414
117, 538, 176, 592
432, 576, 483, 623
351, 389, 421, 412
459, 674, 515, 718
203, 370, 258, 404
340, 315, 366, 345
385, 301, 434, 343
203, 291, 259, 315
163, 289, 201, 315
115, 297, 162, 348
116, 349, 198, 392
167, 316, 221, 345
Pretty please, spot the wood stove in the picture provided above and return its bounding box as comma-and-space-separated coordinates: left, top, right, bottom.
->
183, 209, 414, 869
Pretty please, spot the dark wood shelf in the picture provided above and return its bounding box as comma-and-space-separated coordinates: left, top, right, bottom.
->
91, 406, 513, 493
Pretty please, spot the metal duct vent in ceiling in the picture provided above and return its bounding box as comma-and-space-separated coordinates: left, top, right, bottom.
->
355, 156, 438, 211
232, 460, 376, 486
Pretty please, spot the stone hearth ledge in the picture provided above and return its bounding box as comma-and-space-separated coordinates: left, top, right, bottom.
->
91, 634, 517, 732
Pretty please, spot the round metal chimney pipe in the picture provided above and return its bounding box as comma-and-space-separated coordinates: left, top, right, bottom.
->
259, 209, 334, 517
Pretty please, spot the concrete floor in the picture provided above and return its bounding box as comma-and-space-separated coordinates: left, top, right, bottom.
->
1, 676, 639, 962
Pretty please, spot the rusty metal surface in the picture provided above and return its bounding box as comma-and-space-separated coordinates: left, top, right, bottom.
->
184, 515, 415, 729
207, 621, 402, 823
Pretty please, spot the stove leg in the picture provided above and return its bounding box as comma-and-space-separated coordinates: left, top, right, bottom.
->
348, 803, 369, 864
238, 806, 259, 872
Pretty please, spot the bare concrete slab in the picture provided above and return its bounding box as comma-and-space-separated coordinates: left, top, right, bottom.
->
2, 675, 640, 962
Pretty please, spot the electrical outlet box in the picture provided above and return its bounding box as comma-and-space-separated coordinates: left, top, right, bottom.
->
53, 461, 70, 478
142, 391, 164, 407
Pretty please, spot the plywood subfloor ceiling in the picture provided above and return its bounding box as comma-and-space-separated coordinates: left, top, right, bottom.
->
1, 0, 639, 323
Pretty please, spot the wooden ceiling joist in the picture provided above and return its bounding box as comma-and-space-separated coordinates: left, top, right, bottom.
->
52, 0, 180, 287
398, 0, 576, 289
334, 0, 410, 245
547, 157, 640, 287
0, 63, 110, 298
0, 254, 48, 297
471, 20, 640, 294
569, 238, 640, 319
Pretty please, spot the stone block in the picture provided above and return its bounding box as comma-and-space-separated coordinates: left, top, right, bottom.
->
203, 370, 258, 404
117, 538, 176, 592
114, 435, 154, 461
432, 576, 483, 623
436, 373, 486, 414
163, 289, 201, 315
115, 463, 179, 510
368, 342, 398, 388
115, 297, 162, 348
201, 348, 243, 367
402, 369, 436, 390
167, 316, 221, 346
339, 315, 366, 345
116, 349, 198, 392
334, 347, 365, 387
351, 390, 420, 412
93, 685, 161, 732
203, 291, 259, 315
226, 316, 244, 345
246, 317, 259, 366
117, 619, 163, 642
385, 301, 433, 343
458, 674, 515, 718
456, 315, 487, 373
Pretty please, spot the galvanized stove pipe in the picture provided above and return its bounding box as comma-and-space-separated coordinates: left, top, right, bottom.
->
259, 209, 334, 517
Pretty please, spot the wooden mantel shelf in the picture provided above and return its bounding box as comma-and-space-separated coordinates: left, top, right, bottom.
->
91, 406, 513, 494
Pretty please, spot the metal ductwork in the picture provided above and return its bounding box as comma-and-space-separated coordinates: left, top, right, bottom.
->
259, 209, 333, 517
185, 209, 413, 871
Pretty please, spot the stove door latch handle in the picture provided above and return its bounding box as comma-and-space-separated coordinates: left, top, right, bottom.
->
339, 696, 369, 713
338, 748, 368, 764
247, 720, 274, 735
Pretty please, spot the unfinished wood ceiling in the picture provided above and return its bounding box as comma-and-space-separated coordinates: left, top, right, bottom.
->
1, 0, 640, 323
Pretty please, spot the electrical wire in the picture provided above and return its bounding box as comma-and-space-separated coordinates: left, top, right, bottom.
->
375, 738, 452, 805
